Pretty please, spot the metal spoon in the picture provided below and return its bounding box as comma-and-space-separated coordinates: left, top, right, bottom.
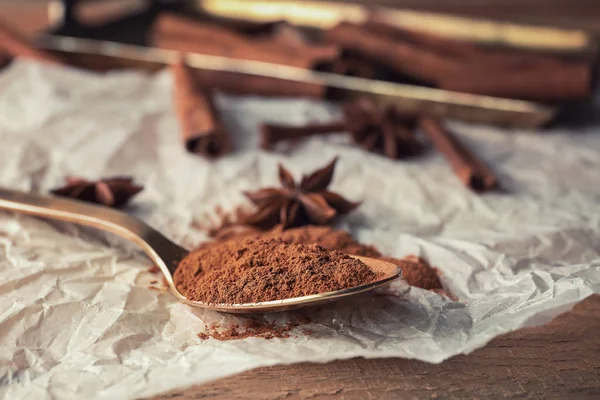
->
0, 188, 401, 313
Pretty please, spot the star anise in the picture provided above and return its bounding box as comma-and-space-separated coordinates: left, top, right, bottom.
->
343, 98, 422, 159
51, 177, 143, 208
240, 157, 360, 229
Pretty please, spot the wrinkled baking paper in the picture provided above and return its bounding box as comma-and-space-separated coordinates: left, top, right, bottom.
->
1, 61, 599, 399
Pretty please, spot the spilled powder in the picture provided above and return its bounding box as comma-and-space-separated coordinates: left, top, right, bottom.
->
174, 238, 380, 304
198, 318, 313, 341
195, 224, 382, 257
264, 225, 382, 257
379, 255, 443, 290
147, 265, 160, 274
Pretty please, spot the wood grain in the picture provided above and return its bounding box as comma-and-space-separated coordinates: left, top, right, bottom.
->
154, 294, 600, 400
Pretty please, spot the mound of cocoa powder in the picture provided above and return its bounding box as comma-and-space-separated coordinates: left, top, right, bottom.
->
175, 238, 380, 304
262, 228, 445, 291
262, 225, 382, 257
196, 224, 381, 257
379, 255, 443, 291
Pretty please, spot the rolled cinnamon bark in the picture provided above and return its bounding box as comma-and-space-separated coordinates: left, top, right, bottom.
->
0, 19, 63, 64
154, 13, 253, 47
265, 22, 308, 47
172, 58, 231, 158
190, 69, 326, 99
419, 117, 497, 192
326, 22, 592, 101
259, 22, 339, 65
153, 13, 337, 69
439, 61, 592, 101
324, 22, 456, 83
364, 18, 592, 75
363, 19, 485, 60
260, 122, 347, 150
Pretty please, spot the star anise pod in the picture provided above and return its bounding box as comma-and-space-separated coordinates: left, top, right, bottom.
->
343, 98, 422, 159
240, 157, 360, 229
51, 177, 143, 208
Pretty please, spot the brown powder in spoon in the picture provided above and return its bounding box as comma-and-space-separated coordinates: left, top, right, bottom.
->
197, 224, 382, 258
174, 238, 380, 304
263, 225, 382, 258
193, 225, 446, 292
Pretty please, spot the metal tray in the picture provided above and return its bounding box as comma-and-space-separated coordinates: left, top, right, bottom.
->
40, 0, 595, 128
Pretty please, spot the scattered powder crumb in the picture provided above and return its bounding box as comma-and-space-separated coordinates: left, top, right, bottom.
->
379, 255, 443, 291
267, 225, 382, 257
195, 224, 381, 258
197, 318, 312, 341
431, 288, 458, 301
301, 328, 314, 335
148, 265, 160, 274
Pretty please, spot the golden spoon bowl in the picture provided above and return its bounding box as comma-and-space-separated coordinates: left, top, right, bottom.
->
0, 188, 401, 314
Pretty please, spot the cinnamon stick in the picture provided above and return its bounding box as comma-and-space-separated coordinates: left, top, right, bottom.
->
364, 18, 587, 69
419, 117, 497, 192
260, 22, 339, 65
324, 22, 456, 83
260, 122, 347, 150
326, 22, 592, 101
0, 19, 63, 64
190, 69, 325, 99
153, 13, 338, 69
363, 18, 592, 100
172, 58, 231, 158
264, 22, 308, 48
154, 13, 251, 47
363, 19, 487, 60
439, 61, 592, 101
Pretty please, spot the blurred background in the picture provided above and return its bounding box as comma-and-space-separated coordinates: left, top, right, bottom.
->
2, 0, 600, 37
1, 0, 598, 128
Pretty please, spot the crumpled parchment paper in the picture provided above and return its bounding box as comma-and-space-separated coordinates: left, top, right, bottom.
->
1, 60, 599, 399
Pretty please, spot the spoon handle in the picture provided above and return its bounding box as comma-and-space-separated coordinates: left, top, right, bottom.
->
0, 187, 187, 275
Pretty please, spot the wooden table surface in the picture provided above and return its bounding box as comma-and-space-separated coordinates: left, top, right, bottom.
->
3, 1, 599, 399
